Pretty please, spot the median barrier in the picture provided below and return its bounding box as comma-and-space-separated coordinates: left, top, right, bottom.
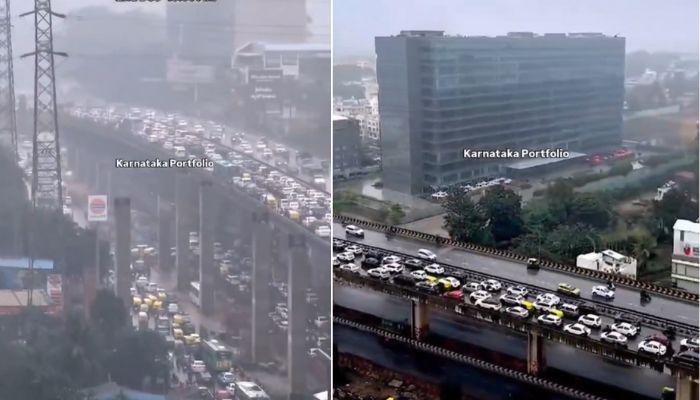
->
334, 215, 699, 303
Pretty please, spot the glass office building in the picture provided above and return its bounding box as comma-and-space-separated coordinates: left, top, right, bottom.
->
376, 31, 626, 195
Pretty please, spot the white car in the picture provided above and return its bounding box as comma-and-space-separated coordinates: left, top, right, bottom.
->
504, 306, 529, 318
506, 286, 528, 297
417, 249, 437, 261
368, 267, 391, 279
479, 279, 502, 292
345, 225, 364, 237
382, 255, 401, 265
314, 316, 329, 328
577, 314, 602, 328
344, 245, 364, 255
600, 331, 628, 345
339, 263, 360, 273
611, 322, 639, 337
191, 360, 206, 373
537, 314, 562, 327
336, 252, 355, 262
533, 298, 557, 312
681, 336, 699, 351
424, 263, 444, 275
168, 303, 179, 314
383, 263, 404, 274
499, 293, 523, 306
535, 293, 560, 305
475, 298, 502, 311
563, 323, 591, 337
591, 285, 615, 299
461, 282, 481, 293
410, 270, 428, 281
442, 277, 461, 288
469, 290, 491, 303
638, 340, 667, 356
315, 225, 331, 237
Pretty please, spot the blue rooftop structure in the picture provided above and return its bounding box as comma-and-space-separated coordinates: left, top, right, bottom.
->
0, 257, 54, 270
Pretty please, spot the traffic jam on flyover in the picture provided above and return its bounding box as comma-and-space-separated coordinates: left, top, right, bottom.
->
67, 105, 332, 240
333, 224, 700, 371
59, 105, 332, 398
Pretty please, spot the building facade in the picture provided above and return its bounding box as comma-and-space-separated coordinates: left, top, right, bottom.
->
671, 219, 699, 293
333, 116, 363, 178
375, 31, 626, 194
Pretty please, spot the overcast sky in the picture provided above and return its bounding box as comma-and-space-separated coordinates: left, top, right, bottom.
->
334, 0, 699, 57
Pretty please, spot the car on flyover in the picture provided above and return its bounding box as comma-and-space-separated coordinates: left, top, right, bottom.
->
345, 225, 364, 238
557, 283, 581, 297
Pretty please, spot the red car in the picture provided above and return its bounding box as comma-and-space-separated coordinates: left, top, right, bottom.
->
444, 290, 464, 301
216, 389, 232, 400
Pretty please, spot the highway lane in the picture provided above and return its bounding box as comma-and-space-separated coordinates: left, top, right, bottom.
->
335, 324, 639, 400
334, 285, 674, 399
334, 224, 699, 326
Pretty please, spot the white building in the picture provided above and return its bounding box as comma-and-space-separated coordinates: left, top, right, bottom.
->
576, 249, 638, 279
671, 219, 699, 293
356, 113, 380, 142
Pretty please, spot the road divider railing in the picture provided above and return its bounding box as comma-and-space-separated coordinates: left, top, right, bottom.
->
334, 317, 609, 400
335, 215, 699, 303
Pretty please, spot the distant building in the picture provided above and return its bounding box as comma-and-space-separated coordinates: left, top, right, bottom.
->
232, 0, 308, 51
576, 250, 637, 279
672, 219, 699, 293
375, 31, 626, 194
333, 115, 363, 178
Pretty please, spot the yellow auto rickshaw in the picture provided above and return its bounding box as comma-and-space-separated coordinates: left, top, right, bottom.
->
139, 303, 149, 313
173, 328, 184, 340
157, 291, 167, 302
152, 300, 163, 311
185, 333, 201, 345
132, 296, 142, 309
143, 297, 153, 308
173, 314, 184, 326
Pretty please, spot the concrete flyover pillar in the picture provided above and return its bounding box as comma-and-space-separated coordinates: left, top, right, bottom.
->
157, 195, 173, 271
198, 180, 215, 316
675, 369, 699, 400
174, 170, 190, 290
411, 299, 430, 340
527, 331, 547, 376
287, 233, 310, 400
251, 211, 271, 364
113, 197, 131, 308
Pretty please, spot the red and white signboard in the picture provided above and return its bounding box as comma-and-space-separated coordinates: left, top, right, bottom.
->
87, 195, 108, 222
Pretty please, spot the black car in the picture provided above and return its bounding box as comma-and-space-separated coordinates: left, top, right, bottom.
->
578, 303, 598, 316
393, 275, 416, 287
403, 258, 424, 271
365, 250, 384, 261
415, 281, 440, 294
361, 257, 380, 269
673, 350, 699, 367
332, 240, 345, 252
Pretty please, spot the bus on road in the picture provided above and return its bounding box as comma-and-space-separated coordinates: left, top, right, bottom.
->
189, 281, 201, 308
201, 339, 234, 373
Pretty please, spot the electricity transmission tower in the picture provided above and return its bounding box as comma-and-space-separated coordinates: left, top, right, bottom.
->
0, 0, 17, 161
21, 0, 66, 306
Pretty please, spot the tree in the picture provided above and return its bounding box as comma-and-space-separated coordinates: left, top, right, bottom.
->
544, 180, 575, 224
653, 189, 698, 241
107, 330, 168, 390
333, 191, 359, 214
385, 203, 405, 225
545, 224, 601, 263
478, 186, 524, 243
90, 290, 128, 342
568, 193, 611, 229
443, 189, 492, 245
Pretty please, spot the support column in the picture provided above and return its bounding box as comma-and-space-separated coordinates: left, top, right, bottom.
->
198, 180, 215, 316
113, 197, 131, 307
251, 211, 271, 364
157, 196, 173, 271
411, 299, 429, 340
288, 234, 309, 400
527, 331, 546, 376
675, 370, 699, 400
175, 170, 189, 290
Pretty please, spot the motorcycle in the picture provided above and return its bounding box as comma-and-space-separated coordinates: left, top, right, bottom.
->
640, 290, 651, 303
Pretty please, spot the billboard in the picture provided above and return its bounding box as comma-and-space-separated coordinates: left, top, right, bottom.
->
167, 59, 216, 84
248, 69, 282, 101
87, 195, 108, 222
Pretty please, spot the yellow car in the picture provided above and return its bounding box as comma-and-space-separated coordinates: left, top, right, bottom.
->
549, 308, 564, 319
173, 328, 184, 340
520, 300, 535, 312
425, 275, 438, 284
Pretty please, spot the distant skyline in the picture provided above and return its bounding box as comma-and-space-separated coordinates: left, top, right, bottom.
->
334, 0, 699, 57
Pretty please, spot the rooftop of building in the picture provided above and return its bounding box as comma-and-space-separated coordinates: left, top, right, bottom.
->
82, 382, 166, 400
388, 31, 621, 40
674, 219, 700, 234
0, 290, 50, 308
332, 114, 349, 121
0, 257, 54, 270
506, 152, 586, 170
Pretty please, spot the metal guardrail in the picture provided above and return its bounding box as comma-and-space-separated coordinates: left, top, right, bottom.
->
334, 271, 700, 375
334, 317, 609, 400
335, 215, 700, 303
334, 238, 699, 338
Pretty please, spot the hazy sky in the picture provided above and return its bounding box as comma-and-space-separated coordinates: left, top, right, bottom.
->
334, 0, 699, 57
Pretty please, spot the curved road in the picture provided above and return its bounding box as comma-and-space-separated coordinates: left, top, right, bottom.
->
334, 224, 699, 326
335, 285, 674, 399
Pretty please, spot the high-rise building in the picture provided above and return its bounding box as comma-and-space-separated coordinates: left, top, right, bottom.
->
375, 31, 625, 195
672, 219, 699, 294
333, 115, 362, 178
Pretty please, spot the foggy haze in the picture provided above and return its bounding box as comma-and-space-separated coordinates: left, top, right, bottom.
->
334, 0, 699, 58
